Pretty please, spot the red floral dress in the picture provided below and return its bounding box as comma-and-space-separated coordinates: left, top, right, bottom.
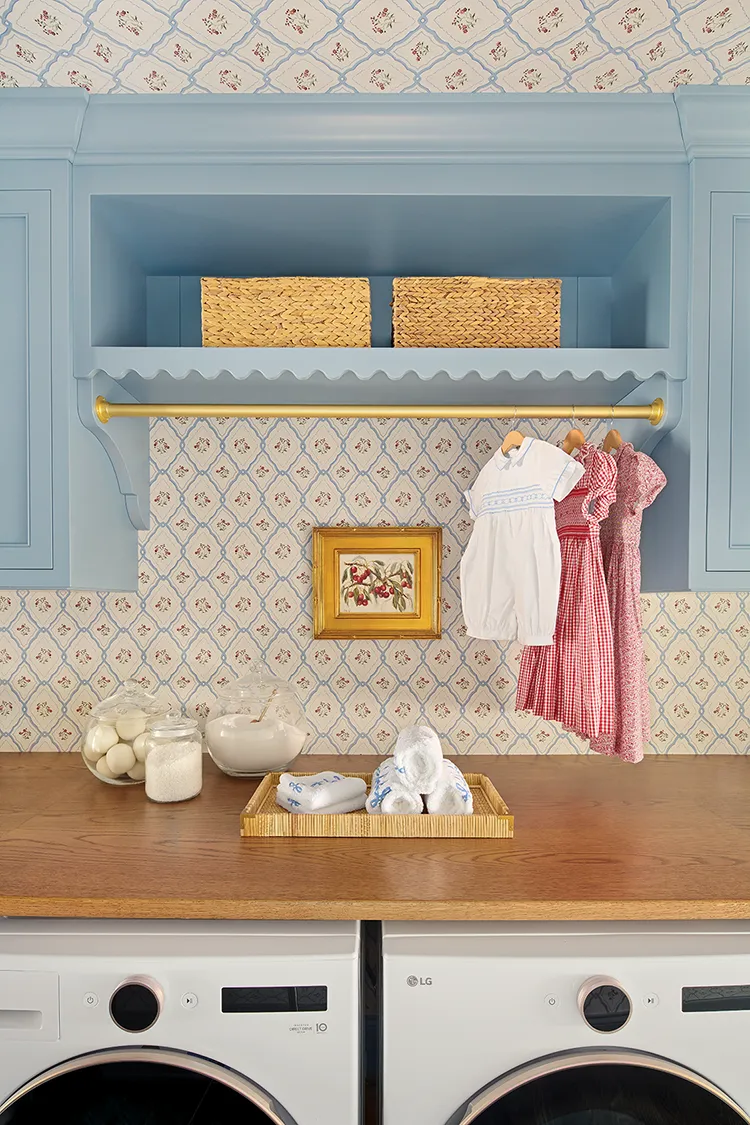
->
516, 442, 617, 741
590, 443, 666, 763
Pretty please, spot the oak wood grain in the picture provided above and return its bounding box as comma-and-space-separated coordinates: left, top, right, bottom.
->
1, 753, 749, 920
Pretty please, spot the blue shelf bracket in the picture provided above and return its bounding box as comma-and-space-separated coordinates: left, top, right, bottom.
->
612, 373, 681, 455
77, 373, 150, 531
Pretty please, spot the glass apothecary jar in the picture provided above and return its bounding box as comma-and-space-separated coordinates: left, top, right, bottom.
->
81, 678, 167, 786
205, 670, 309, 777
144, 712, 203, 803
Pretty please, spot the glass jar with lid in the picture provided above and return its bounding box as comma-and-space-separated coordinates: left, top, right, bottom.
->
205, 669, 309, 777
81, 678, 168, 786
144, 711, 203, 803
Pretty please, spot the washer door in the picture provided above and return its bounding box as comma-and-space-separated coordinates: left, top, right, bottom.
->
447, 1049, 750, 1125
0, 1047, 298, 1124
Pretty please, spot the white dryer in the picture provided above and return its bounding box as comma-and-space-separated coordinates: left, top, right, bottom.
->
0, 919, 360, 1125
382, 921, 750, 1125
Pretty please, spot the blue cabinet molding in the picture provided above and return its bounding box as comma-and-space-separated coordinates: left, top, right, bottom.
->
706, 193, 750, 577
0, 189, 53, 573
0, 86, 749, 592
0, 90, 86, 161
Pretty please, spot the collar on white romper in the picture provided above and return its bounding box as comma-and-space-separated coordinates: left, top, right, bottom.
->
493, 436, 534, 470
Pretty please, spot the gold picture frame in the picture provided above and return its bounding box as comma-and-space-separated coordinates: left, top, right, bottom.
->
313, 526, 442, 639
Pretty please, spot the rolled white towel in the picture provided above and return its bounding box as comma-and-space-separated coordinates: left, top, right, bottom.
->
277, 771, 367, 812
277, 789, 366, 815
393, 725, 443, 796
366, 759, 423, 816
425, 760, 473, 816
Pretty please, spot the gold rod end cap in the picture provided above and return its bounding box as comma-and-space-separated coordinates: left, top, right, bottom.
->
649, 397, 665, 426
95, 396, 111, 424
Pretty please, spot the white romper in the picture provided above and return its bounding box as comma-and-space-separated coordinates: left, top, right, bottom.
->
461, 437, 584, 645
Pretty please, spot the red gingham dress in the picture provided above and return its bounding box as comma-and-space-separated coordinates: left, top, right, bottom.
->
515, 442, 617, 741
590, 443, 666, 763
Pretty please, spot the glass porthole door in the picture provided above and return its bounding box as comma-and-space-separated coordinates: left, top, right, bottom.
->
447, 1050, 750, 1125
0, 1048, 297, 1125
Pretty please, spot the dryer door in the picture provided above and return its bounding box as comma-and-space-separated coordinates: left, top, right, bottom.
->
0, 1047, 298, 1125
447, 1049, 750, 1125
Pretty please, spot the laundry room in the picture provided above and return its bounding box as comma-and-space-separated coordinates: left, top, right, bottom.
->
1, 22, 750, 1124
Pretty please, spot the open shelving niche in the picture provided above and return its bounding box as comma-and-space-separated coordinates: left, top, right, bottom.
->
75, 188, 684, 532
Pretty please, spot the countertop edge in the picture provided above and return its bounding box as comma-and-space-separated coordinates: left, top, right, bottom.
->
3, 898, 750, 921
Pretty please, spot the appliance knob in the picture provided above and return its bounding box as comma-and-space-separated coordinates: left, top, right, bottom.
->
110, 977, 163, 1033
578, 975, 632, 1033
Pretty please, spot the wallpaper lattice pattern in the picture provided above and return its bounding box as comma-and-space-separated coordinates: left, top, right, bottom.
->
0, 0, 749, 92
0, 414, 748, 756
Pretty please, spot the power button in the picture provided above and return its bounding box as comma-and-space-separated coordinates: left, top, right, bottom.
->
83, 992, 99, 1009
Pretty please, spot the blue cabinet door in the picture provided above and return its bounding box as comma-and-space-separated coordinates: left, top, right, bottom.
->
706, 192, 750, 574
0, 191, 53, 571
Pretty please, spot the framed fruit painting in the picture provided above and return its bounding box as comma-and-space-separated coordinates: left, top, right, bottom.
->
312, 527, 442, 639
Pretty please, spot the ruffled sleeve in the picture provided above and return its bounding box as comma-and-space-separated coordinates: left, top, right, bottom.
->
633, 452, 667, 512
588, 447, 618, 524
544, 445, 585, 500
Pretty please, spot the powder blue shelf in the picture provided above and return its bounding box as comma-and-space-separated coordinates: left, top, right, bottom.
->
82, 346, 680, 392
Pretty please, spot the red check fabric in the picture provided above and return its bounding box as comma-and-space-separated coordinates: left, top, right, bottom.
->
516, 442, 617, 741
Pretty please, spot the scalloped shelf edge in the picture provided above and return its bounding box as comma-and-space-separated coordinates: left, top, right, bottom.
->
80, 346, 682, 385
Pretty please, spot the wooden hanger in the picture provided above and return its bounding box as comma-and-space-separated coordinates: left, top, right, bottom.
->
603, 428, 623, 454
501, 428, 525, 454
562, 428, 586, 455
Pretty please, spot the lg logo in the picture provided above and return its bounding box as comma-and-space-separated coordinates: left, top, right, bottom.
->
407, 976, 433, 987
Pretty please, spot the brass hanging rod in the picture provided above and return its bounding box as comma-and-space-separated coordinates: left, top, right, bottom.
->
95, 396, 664, 426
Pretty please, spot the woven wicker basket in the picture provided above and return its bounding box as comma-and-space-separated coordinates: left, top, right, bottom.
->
201, 276, 371, 348
392, 276, 561, 348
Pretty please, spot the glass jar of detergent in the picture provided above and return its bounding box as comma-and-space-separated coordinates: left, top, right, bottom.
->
80, 678, 167, 786
144, 712, 203, 803
205, 668, 309, 777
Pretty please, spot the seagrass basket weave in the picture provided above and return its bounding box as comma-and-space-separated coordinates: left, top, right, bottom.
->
201, 276, 371, 347
392, 276, 561, 348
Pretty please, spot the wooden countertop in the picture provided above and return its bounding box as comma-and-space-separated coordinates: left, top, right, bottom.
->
1, 753, 750, 920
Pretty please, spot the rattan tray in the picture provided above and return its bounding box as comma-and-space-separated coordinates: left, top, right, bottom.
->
240, 772, 513, 838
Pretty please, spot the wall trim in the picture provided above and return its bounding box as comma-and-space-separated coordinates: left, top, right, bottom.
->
675, 88, 750, 161
0, 89, 88, 161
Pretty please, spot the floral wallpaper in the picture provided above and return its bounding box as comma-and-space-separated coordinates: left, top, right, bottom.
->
0, 413, 747, 756
0, 0, 748, 93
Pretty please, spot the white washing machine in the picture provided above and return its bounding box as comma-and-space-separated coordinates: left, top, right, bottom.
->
382, 921, 750, 1125
0, 919, 360, 1125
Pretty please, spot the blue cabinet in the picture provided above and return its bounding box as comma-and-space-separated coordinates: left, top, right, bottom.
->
0, 190, 53, 573
0, 92, 141, 590
706, 192, 750, 577
0, 88, 748, 592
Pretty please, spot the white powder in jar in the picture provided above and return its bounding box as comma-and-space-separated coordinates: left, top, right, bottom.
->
205, 716, 307, 774
145, 741, 202, 803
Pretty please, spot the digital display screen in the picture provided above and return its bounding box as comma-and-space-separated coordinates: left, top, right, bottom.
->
682, 985, 750, 1013
221, 986, 328, 1014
